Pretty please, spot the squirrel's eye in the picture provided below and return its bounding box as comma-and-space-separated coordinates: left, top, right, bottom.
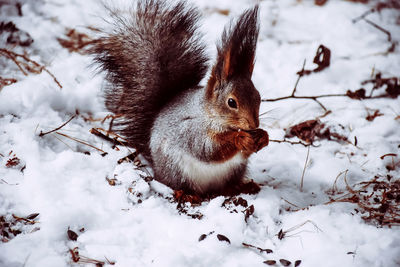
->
227, 98, 238, 109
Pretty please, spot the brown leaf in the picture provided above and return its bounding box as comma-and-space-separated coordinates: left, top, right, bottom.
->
278, 229, 285, 240
198, 234, 207, 242
296, 45, 331, 75
313, 45, 331, 72
26, 213, 39, 220
295, 260, 302, 267
366, 110, 383, 121
286, 119, 348, 144
217, 234, 230, 244
346, 88, 366, 99
315, 0, 328, 6
233, 197, 248, 207
67, 229, 78, 241
280, 259, 292, 266
263, 260, 276, 265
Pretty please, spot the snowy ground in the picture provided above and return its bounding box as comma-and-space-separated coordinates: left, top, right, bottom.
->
1, 0, 400, 266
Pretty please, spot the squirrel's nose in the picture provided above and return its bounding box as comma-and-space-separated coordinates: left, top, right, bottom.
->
247, 115, 259, 129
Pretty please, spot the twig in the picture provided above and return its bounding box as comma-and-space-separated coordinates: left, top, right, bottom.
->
0, 48, 62, 89
0, 49, 27, 75
262, 93, 391, 110
363, 18, 391, 42
39, 115, 76, 137
300, 146, 310, 192
292, 59, 306, 96
352, 8, 375, 23
90, 127, 129, 147
269, 139, 317, 147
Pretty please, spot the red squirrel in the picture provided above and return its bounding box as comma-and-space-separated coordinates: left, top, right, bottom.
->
91, 0, 269, 196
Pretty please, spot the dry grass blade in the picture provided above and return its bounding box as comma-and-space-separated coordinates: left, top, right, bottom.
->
55, 132, 107, 155
300, 146, 310, 192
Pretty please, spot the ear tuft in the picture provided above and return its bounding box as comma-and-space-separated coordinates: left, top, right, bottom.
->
208, 5, 259, 84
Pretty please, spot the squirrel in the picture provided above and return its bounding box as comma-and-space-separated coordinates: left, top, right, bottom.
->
91, 0, 269, 196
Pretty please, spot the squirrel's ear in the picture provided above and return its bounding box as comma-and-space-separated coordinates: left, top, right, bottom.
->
222, 48, 233, 80
211, 5, 259, 84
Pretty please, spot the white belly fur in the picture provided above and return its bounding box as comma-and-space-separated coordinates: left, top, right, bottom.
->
179, 152, 245, 192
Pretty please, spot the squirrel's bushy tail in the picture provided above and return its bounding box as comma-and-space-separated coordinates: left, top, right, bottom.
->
91, 0, 208, 158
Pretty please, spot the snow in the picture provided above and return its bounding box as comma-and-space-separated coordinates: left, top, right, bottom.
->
1, 0, 400, 267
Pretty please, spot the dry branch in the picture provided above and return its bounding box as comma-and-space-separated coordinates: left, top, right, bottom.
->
0, 48, 62, 89
39, 115, 76, 137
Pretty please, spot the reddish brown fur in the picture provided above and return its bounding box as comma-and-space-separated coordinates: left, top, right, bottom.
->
208, 128, 268, 161
208, 130, 240, 162
222, 48, 232, 80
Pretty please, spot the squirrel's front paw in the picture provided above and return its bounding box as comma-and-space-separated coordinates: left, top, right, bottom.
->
234, 130, 257, 157
246, 128, 269, 152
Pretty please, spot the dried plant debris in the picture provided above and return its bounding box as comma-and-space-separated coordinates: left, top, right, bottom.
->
174, 190, 203, 205
263, 260, 277, 265
0, 76, 17, 89
4, 151, 25, 172
362, 73, 400, 98
346, 88, 366, 99
69, 247, 115, 266
67, 228, 79, 241
1, 213, 40, 242
5, 156, 20, 168
198, 231, 215, 242
297, 45, 331, 76
285, 119, 348, 145
0, 48, 62, 88
106, 176, 121, 186
173, 190, 204, 219
216, 234, 230, 244
365, 109, 383, 121
0, 21, 33, 47
242, 242, 273, 254
327, 176, 400, 226
57, 28, 96, 54
222, 196, 248, 209
90, 128, 129, 149
279, 259, 292, 266
221, 196, 256, 222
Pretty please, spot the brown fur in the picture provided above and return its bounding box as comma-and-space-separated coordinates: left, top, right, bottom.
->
208, 128, 269, 161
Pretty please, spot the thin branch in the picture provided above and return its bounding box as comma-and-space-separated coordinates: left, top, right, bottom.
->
292, 59, 306, 96
0, 48, 62, 89
90, 127, 129, 147
0, 49, 27, 75
363, 18, 391, 42
269, 139, 317, 147
39, 115, 76, 137
352, 8, 375, 23
264, 93, 346, 102
262, 93, 391, 109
